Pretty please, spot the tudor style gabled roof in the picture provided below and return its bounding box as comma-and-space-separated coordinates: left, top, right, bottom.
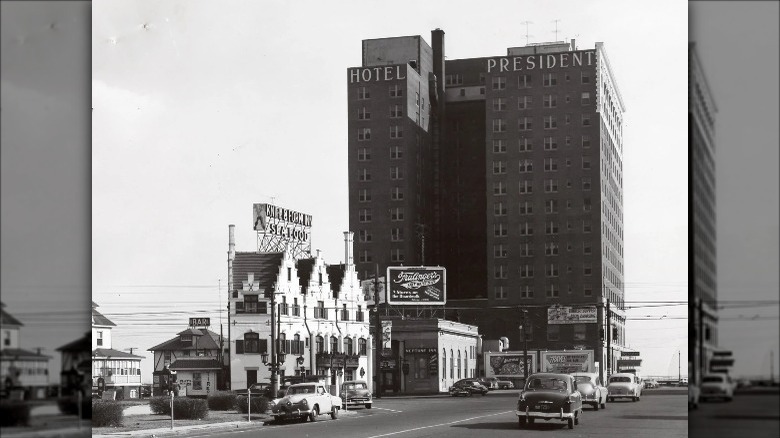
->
169, 357, 223, 371
233, 252, 285, 294
91, 302, 116, 327
296, 258, 316, 293
0, 301, 24, 327
148, 328, 222, 352
326, 264, 346, 297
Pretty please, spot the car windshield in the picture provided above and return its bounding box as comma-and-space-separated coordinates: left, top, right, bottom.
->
574, 376, 593, 383
609, 376, 632, 383
702, 376, 724, 383
576, 382, 594, 390
344, 383, 367, 390
525, 377, 568, 391
287, 385, 316, 395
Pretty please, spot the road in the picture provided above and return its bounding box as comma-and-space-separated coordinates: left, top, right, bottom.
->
690, 393, 779, 438
183, 391, 687, 438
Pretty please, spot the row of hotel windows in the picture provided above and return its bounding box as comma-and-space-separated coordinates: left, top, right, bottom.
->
493, 180, 592, 196
358, 187, 405, 202
357, 105, 404, 120
355, 249, 405, 264
357, 167, 404, 182
357, 208, 405, 222
508, 178, 592, 194
493, 136, 592, 152
494, 263, 595, 279
357, 84, 405, 100
494, 158, 593, 174
237, 298, 365, 321
235, 333, 368, 356
493, 220, 594, 236
492, 114, 592, 132
357, 228, 405, 243
491, 71, 592, 90
491, 93, 591, 110
497, 198, 594, 214
356, 146, 403, 161
493, 242, 594, 257
357, 126, 404, 140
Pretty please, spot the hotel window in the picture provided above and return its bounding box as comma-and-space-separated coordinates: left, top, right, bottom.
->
357, 107, 371, 120
565, 114, 571, 125
390, 187, 404, 201
358, 209, 372, 223
390, 207, 404, 221
583, 221, 592, 233
519, 180, 533, 194
518, 117, 533, 131
519, 264, 534, 278
390, 166, 403, 180
492, 76, 506, 90
518, 159, 533, 173
583, 198, 592, 212
582, 135, 591, 148
494, 265, 508, 279
492, 119, 506, 133
493, 139, 507, 153
390, 228, 404, 242
543, 73, 557, 87
494, 244, 508, 258
493, 161, 507, 174
494, 286, 507, 300
358, 128, 371, 141
519, 201, 533, 215
547, 325, 560, 341
546, 284, 560, 299
390, 126, 403, 138
518, 95, 532, 109
581, 92, 591, 105
389, 85, 403, 97
545, 221, 559, 235
543, 137, 557, 150
546, 264, 559, 277
390, 104, 403, 118
415, 92, 420, 107
358, 229, 372, 243
582, 157, 591, 169
581, 71, 591, 84
520, 285, 534, 299
543, 94, 557, 108
494, 223, 508, 237
493, 181, 506, 196
545, 199, 558, 213
581, 114, 591, 127
358, 189, 371, 202
544, 158, 558, 172
519, 242, 533, 257
358, 86, 370, 99
544, 116, 558, 129
518, 74, 532, 88
583, 263, 593, 276
518, 138, 532, 152
519, 222, 533, 236
574, 324, 587, 341
357, 148, 371, 161
96, 331, 103, 346
545, 242, 559, 255
565, 135, 572, 146
544, 179, 558, 193
358, 250, 372, 263
565, 94, 571, 103
584, 286, 593, 297
391, 248, 405, 262
359, 338, 367, 355
583, 242, 592, 255
492, 97, 507, 111
390, 145, 403, 159
493, 202, 507, 216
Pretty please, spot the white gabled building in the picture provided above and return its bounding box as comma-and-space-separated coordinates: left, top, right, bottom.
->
228, 229, 372, 395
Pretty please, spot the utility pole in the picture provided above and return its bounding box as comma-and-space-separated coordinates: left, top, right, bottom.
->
374, 264, 382, 399
678, 350, 681, 384
771, 350, 775, 384
520, 309, 529, 381
270, 285, 278, 396
606, 299, 611, 379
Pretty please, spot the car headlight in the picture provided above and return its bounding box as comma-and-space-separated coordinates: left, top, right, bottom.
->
300, 398, 309, 407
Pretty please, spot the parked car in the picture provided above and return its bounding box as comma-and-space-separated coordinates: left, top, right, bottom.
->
140, 384, 152, 398
340, 380, 372, 409
516, 373, 583, 429
700, 373, 734, 402
269, 382, 342, 422
497, 379, 514, 389
572, 372, 607, 410
643, 379, 659, 389
448, 379, 489, 396
607, 373, 642, 402
479, 377, 499, 390
688, 384, 700, 410
736, 378, 752, 389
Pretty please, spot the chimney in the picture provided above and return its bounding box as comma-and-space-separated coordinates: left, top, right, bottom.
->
228, 224, 235, 295
36, 347, 42, 355
344, 231, 354, 268
571, 38, 576, 51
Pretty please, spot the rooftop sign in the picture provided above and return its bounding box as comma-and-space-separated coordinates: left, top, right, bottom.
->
387, 267, 446, 306
253, 203, 312, 259
487, 49, 595, 73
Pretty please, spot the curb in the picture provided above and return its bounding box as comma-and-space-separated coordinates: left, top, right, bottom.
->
0, 427, 91, 438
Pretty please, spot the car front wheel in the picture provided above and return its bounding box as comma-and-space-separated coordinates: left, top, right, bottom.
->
309, 406, 319, 422
365, 403, 372, 409
331, 407, 339, 420
518, 417, 526, 428
568, 418, 574, 429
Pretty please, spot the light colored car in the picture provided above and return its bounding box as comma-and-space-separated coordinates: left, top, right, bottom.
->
688, 384, 700, 409
643, 379, 659, 389
497, 379, 514, 389
269, 382, 342, 422
516, 373, 583, 429
607, 373, 642, 402
700, 373, 734, 402
340, 380, 372, 409
572, 372, 607, 410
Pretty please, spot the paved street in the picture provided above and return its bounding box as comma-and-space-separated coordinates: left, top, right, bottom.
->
690, 393, 780, 438
173, 391, 686, 438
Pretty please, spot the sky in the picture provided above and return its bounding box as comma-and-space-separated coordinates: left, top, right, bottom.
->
690, 1, 780, 379
89, 0, 690, 381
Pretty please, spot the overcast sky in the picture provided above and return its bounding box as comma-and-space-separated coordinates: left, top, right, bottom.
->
690, 1, 779, 378
89, 0, 689, 380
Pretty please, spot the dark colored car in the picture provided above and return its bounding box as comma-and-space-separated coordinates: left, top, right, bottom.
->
449, 379, 489, 396
516, 373, 583, 429
140, 384, 152, 398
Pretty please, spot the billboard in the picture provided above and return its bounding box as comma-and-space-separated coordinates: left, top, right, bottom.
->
541, 350, 595, 373
253, 203, 313, 259
547, 305, 598, 324
386, 267, 446, 305
484, 352, 536, 379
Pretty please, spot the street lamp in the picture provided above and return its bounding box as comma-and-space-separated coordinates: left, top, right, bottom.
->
262, 351, 287, 394
296, 355, 305, 376
519, 309, 529, 383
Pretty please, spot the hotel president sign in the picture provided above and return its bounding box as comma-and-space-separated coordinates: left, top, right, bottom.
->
253, 203, 312, 259
386, 267, 446, 306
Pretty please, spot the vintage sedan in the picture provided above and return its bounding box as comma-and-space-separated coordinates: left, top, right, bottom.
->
700, 373, 734, 402
340, 380, 372, 409
269, 382, 342, 422
449, 379, 489, 396
516, 373, 583, 429
607, 373, 642, 402
572, 372, 607, 410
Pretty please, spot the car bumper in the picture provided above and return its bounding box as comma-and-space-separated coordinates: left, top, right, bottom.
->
516, 408, 575, 420
271, 408, 313, 419
343, 398, 372, 405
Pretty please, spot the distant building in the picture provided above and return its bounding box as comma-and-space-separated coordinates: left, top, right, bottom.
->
0, 301, 50, 399
91, 301, 144, 399
148, 324, 228, 396
56, 332, 92, 396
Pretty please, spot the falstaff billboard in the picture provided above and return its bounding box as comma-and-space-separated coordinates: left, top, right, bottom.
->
386, 267, 446, 305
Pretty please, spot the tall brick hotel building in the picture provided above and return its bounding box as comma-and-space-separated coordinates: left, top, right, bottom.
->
347, 29, 627, 371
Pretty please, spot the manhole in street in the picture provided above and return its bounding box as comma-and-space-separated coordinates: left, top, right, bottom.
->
621, 415, 688, 420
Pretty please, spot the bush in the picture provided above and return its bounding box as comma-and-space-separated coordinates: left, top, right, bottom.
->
0, 401, 30, 427
207, 392, 237, 411
149, 396, 208, 420
57, 396, 91, 419
92, 400, 124, 427
234, 395, 268, 414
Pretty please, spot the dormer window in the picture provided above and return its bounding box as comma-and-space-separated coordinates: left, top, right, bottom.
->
180, 335, 192, 342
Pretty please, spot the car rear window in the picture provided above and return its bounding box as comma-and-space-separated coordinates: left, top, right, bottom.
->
525, 377, 568, 391
702, 376, 724, 383
609, 376, 631, 383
